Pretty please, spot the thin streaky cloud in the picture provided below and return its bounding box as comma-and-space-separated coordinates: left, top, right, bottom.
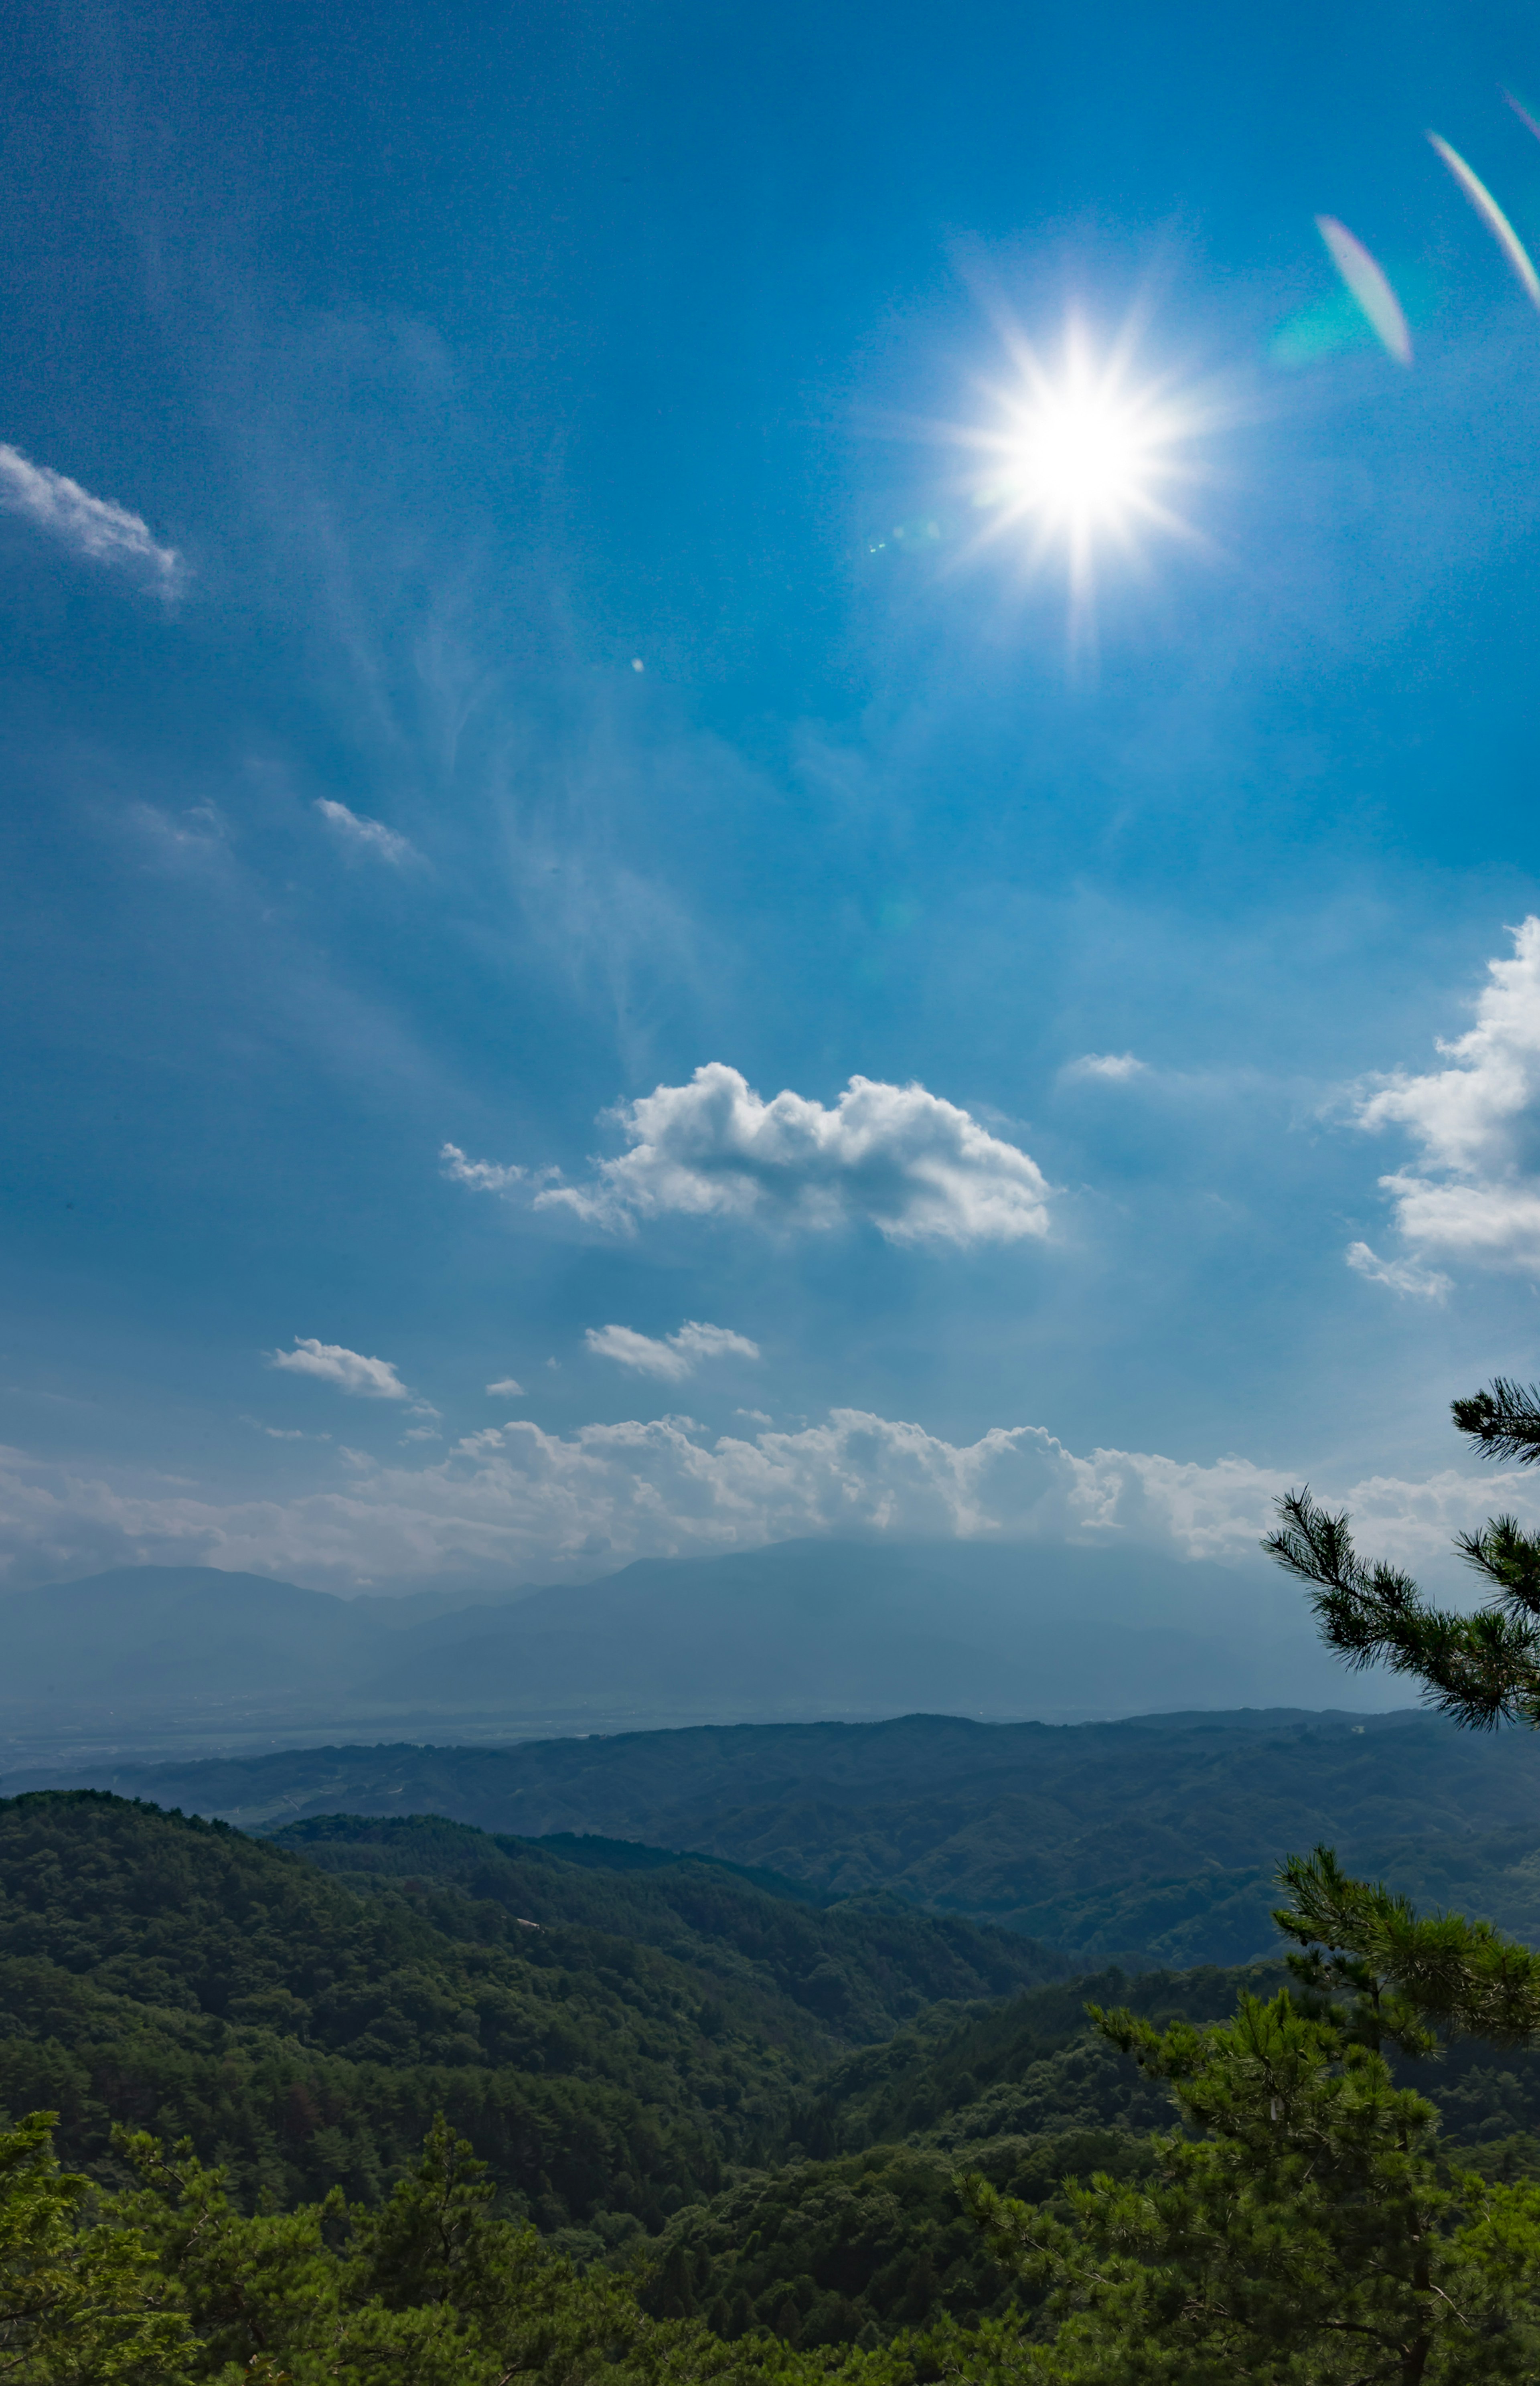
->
1345, 1241, 1450, 1300
314, 798, 417, 866
0, 442, 183, 592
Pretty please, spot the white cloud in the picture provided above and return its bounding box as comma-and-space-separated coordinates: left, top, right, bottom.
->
585, 1320, 760, 1382
450, 1065, 1052, 1246
1345, 1242, 1451, 1300
0, 1412, 1526, 1598
0, 442, 182, 594
314, 799, 416, 866
441, 1144, 526, 1195
266, 1338, 410, 1400
1064, 1052, 1148, 1082
1356, 918, 1540, 1272
486, 1378, 525, 1399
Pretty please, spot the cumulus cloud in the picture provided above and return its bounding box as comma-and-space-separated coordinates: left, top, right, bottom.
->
449, 1065, 1052, 1246
266, 1338, 410, 1399
1356, 919, 1540, 1272
314, 799, 416, 866
1064, 1052, 1148, 1082
0, 1411, 1527, 1598
486, 1378, 525, 1398
585, 1321, 760, 1382
0, 442, 182, 594
1345, 1242, 1451, 1300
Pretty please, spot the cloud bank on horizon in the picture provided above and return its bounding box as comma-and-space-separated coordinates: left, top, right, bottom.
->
446, 1064, 1053, 1245
0, 1404, 1526, 1600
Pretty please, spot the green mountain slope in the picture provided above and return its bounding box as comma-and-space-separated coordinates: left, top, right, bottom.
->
34, 1707, 1540, 1966
0, 1791, 1058, 2227
273, 1811, 1068, 2038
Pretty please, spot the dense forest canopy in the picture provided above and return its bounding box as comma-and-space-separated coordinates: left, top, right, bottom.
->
28, 1705, 1540, 1966
9, 1783, 1540, 2379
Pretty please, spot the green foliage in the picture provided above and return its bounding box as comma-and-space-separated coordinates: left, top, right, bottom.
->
632, 2137, 1158, 2349
15, 1782, 1540, 2374
1266, 1486, 1540, 1730
1275, 1845, 1540, 2056
1266, 1379, 1540, 1731
1450, 1380, 1540, 1467
0, 2110, 192, 2384
275, 1809, 1066, 2038
104, 2111, 963, 2386
0, 1790, 795, 2222
971, 1988, 1540, 2382
801, 1965, 1288, 2157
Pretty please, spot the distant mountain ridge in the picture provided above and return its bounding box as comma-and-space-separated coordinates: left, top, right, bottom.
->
0, 1538, 1375, 1762
18, 1705, 1540, 1968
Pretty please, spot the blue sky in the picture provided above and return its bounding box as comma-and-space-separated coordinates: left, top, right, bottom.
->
6, 0, 1540, 1596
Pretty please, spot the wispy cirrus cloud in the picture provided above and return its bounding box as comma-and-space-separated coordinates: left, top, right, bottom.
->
446, 1063, 1052, 1247
1345, 1242, 1451, 1300
0, 442, 183, 595
1354, 917, 1540, 1275
314, 798, 417, 866
585, 1320, 760, 1381
266, 1337, 410, 1399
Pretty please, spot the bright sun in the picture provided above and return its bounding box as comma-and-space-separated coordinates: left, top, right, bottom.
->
961, 324, 1199, 620
1004, 380, 1157, 529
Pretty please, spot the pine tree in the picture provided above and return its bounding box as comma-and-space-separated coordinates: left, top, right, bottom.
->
967, 1987, 1540, 2383
1263, 1378, 1540, 1726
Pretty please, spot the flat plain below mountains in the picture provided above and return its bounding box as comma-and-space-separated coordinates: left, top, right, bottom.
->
0, 1539, 1368, 1763
19, 1705, 1540, 1968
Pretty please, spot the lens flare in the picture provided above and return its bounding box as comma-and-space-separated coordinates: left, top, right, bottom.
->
1314, 217, 1412, 364
1428, 132, 1540, 312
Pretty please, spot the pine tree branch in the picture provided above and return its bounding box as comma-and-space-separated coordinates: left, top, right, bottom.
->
1275, 1846, 1540, 2047
1451, 1378, 1540, 1464
1263, 1489, 1540, 1728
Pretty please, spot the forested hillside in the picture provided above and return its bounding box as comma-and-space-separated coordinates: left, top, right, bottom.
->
7, 1785, 1540, 2372
34, 1705, 1540, 1967
0, 1792, 1056, 2225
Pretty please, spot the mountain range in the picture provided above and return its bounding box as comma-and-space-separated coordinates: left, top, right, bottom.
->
0, 1538, 1375, 1762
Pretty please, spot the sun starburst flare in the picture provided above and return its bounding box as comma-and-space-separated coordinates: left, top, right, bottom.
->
957, 324, 1208, 642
